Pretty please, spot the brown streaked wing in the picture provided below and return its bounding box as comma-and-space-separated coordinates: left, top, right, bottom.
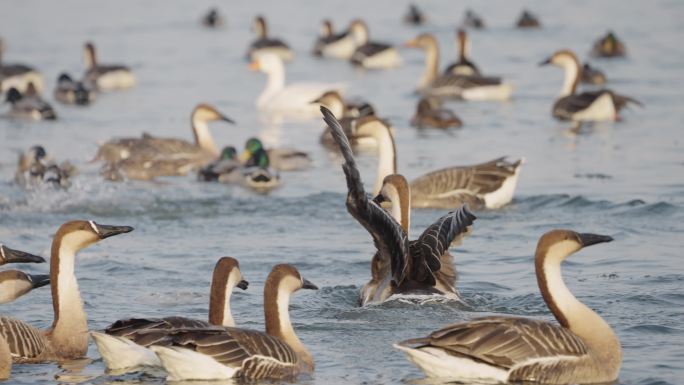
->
0, 316, 48, 359
105, 317, 212, 346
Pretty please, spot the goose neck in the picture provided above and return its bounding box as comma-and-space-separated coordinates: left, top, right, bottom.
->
264, 282, 312, 371
371, 128, 397, 195
257, 62, 285, 107
208, 275, 233, 327
192, 118, 219, 156
419, 43, 439, 89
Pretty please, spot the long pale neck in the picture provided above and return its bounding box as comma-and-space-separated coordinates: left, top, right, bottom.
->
559, 60, 579, 97
371, 128, 397, 195
257, 64, 285, 107
264, 285, 313, 371
419, 43, 439, 89
84, 48, 96, 69
386, 189, 410, 237
208, 278, 233, 327
49, 241, 88, 357
537, 254, 620, 352
192, 119, 219, 156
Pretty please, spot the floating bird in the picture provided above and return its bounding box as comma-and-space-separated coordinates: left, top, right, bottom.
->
395, 230, 620, 384
91, 257, 248, 372
411, 97, 462, 129
202, 8, 224, 28
321, 107, 475, 305
312, 19, 336, 56
462, 9, 485, 29
250, 53, 344, 117
405, 33, 512, 101
403, 4, 426, 25
0, 38, 44, 94
350, 20, 402, 69
54, 73, 95, 105
0, 221, 132, 364
240, 137, 311, 172
4, 85, 56, 120
313, 19, 366, 60
516, 10, 541, 28
83, 42, 136, 90
540, 49, 640, 121
444, 29, 481, 76
14, 145, 76, 189
591, 31, 626, 58
313, 91, 380, 150
95, 104, 234, 180
581, 62, 607, 85
0, 270, 50, 304
247, 15, 293, 62
150, 264, 317, 381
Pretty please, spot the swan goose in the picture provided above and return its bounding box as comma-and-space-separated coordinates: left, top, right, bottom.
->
95, 104, 234, 180
0, 38, 44, 95
150, 264, 317, 381
405, 33, 512, 101
349, 20, 402, 69
247, 16, 294, 62
540, 49, 640, 121
395, 230, 621, 384
313, 90, 379, 150
91, 257, 248, 372
444, 29, 481, 76
0, 221, 132, 364
83, 42, 135, 91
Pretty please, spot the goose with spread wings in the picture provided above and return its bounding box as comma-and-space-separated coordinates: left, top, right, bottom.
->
321, 106, 476, 305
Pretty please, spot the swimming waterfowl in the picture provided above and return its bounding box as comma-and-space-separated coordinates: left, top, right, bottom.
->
462, 9, 485, 29
95, 104, 234, 180
54, 73, 95, 105
403, 4, 426, 25
150, 264, 317, 381
341, 115, 522, 209
405, 33, 512, 101
202, 8, 224, 28
591, 31, 626, 58
444, 29, 480, 76
312, 20, 336, 56
0, 220, 132, 363
0, 38, 44, 95
321, 107, 475, 305
250, 53, 344, 117
313, 91, 380, 150
516, 10, 541, 28
540, 49, 640, 121
91, 257, 248, 372
581, 62, 607, 85
198, 146, 240, 182
14, 145, 76, 189
395, 230, 620, 384
83, 42, 136, 90
0, 270, 50, 304
240, 137, 311, 172
247, 16, 293, 62
314, 19, 366, 60
5, 85, 56, 120
349, 20, 402, 69
411, 97, 462, 129
0, 243, 45, 266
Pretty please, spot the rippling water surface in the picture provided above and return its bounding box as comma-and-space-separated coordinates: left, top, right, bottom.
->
1, 1, 683, 384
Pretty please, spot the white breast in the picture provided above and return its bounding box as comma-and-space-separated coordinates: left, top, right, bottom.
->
571, 93, 616, 121
357, 48, 402, 69
96, 70, 136, 90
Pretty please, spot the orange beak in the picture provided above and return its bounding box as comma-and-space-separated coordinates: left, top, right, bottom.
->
248, 60, 260, 71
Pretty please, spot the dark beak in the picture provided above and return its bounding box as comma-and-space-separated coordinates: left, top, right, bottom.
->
309, 97, 322, 105
2, 246, 45, 264
372, 193, 387, 205
28, 274, 51, 289
539, 57, 551, 66
301, 279, 318, 290
578, 233, 614, 247
237, 279, 249, 290
95, 223, 134, 239
220, 115, 235, 124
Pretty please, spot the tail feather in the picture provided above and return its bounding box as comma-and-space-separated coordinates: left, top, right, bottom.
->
613, 92, 643, 109
90, 331, 160, 371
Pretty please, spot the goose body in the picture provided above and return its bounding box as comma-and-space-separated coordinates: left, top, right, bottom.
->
313, 91, 379, 150
411, 97, 462, 129
316, 20, 366, 60
0, 38, 44, 95
591, 31, 626, 58
54, 73, 95, 105
541, 49, 640, 121
95, 104, 234, 180
151, 264, 317, 381
92, 257, 248, 372
349, 20, 401, 69
312, 20, 341, 57
250, 53, 344, 117
0, 221, 132, 364
406, 33, 512, 101
344, 116, 522, 209
83, 42, 135, 90
4, 86, 56, 120
247, 16, 293, 62
321, 107, 476, 305
395, 230, 621, 384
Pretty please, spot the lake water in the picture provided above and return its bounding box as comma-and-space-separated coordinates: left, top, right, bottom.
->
1, 0, 683, 384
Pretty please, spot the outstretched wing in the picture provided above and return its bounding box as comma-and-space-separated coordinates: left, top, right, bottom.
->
321, 107, 409, 273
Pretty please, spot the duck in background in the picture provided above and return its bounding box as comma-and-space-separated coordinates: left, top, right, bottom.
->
83, 42, 136, 91
403, 4, 426, 26
581, 62, 607, 85
540, 49, 640, 121
349, 20, 402, 69
0, 37, 44, 94
591, 31, 627, 58
198, 145, 280, 192
202, 8, 224, 28
444, 29, 481, 76
247, 15, 293, 62
4, 84, 56, 120
239, 137, 311, 172
411, 98, 462, 129
312, 19, 365, 60
516, 10, 541, 28
312, 20, 335, 56
15, 145, 76, 189
312, 90, 375, 119
54, 73, 95, 105
312, 91, 382, 151
462, 9, 485, 29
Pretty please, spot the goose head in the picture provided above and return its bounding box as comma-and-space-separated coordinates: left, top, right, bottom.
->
213, 257, 248, 291
373, 174, 411, 233
208, 257, 248, 326
403, 33, 437, 50
348, 19, 369, 45
53, 220, 133, 254
248, 52, 284, 75
540, 49, 580, 70
191, 104, 234, 126
311, 91, 345, 118
536, 229, 613, 265
0, 270, 51, 304
0, 244, 45, 265
252, 15, 268, 38
266, 264, 318, 296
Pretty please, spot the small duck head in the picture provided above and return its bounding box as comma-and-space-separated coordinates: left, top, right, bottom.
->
320, 19, 333, 37
57, 73, 73, 85
239, 138, 270, 168
252, 15, 267, 37
219, 146, 237, 160
5, 88, 22, 104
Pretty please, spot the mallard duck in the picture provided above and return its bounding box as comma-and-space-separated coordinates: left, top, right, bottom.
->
349, 20, 402, 69
591, 31, 626, 58
54, 73, 95, 105
5, 85, 56, 120
462, 9, 485, 29
240, 137, 311, 172
411, 97, 462, 129
581, 62, 607, 85
516, 10, 541, 28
